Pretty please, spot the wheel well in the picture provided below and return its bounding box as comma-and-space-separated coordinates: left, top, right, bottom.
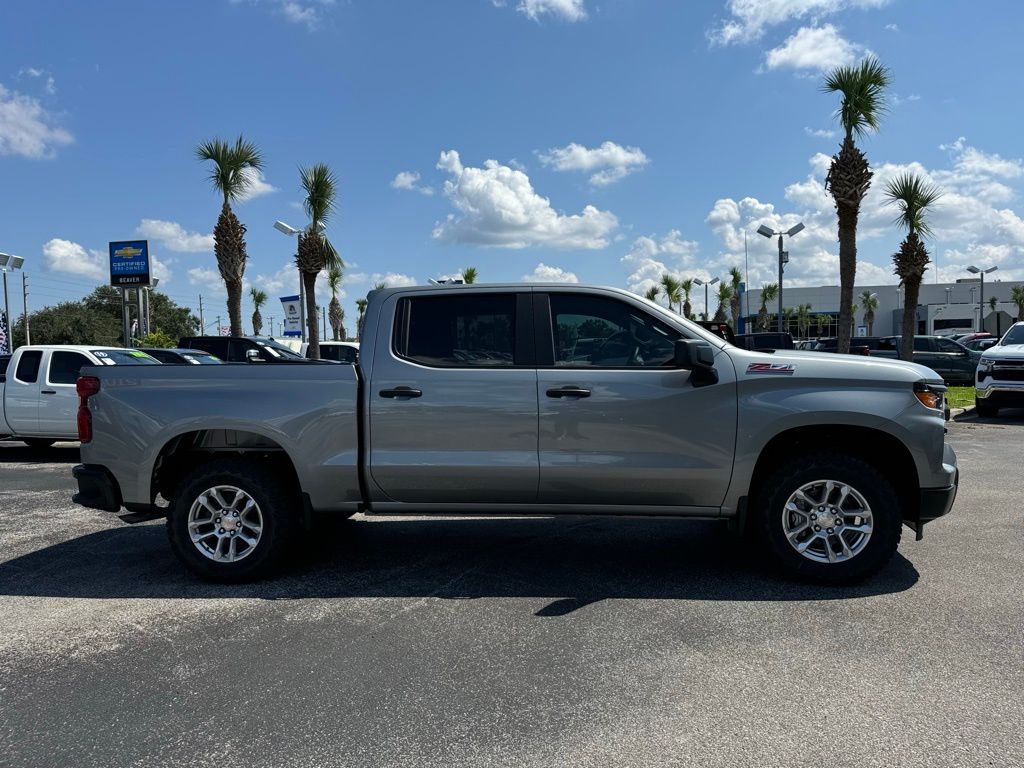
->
748, 425, 919, 521
152, 430, 301, 505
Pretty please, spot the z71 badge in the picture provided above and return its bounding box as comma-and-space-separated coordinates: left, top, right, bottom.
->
746, 362, 796, 376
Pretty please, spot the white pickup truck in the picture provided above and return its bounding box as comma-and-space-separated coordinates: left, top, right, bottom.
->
0, 345, 159, 447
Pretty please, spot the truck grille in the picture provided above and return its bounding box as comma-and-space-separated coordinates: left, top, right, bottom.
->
993, 360, 1024, 382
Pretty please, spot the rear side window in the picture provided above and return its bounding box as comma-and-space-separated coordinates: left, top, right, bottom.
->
49, 351, 92, 384
321, 345, 358, 363
913, 338, 931, 352
395, 294, 516, 367
877, 338, 898, 352
187, 338, 228, 358
15, 351, 43, 383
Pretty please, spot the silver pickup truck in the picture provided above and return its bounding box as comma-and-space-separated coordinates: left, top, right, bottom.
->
72, 284, 958, 584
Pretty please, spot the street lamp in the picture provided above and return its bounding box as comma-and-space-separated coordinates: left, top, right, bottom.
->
966, 265, 998, 332
0, 253, 25, 350
757, 222, 804, 332
692, 277, 719, 320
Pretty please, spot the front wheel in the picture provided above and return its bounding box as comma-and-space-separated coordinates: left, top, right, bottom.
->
975, 398, 999, 418
167, 459, 296, 582
756, 453, 902, 584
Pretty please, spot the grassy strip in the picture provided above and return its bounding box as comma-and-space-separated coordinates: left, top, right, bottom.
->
946, 386, 975, 409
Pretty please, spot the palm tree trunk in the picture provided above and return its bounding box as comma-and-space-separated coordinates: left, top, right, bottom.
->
226, 279, 244, 338
836, 216, 857, 354
252, 308, 263, 336
900, 279, 921, 362
302, 271, 319, 359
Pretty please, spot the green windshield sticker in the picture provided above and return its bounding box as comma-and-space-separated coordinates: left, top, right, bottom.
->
128, 351, 147, 357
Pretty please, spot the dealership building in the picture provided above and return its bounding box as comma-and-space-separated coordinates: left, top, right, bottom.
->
741, 278, 1024, 339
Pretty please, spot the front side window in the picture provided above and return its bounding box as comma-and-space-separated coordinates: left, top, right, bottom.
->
49, 351, 92, 384
550, 294, 680, 368
913, 338, 931, 352
396, 294, 516, 367
935, 338, 965, 354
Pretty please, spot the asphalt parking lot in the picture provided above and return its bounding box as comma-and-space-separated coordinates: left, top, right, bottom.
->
1, 412, 1023, 768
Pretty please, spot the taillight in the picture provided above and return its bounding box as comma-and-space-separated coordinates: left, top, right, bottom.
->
76, 375, 101, 443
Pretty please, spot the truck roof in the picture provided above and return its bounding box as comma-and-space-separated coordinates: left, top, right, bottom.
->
13, 344, 135, 352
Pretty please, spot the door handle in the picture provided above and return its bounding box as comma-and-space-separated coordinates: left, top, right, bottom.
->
379, 386, 423, 399
40, 390, 57, 395
546, 386, 591, 398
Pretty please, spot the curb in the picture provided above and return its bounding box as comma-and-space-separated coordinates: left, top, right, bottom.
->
950, 405, 975, 420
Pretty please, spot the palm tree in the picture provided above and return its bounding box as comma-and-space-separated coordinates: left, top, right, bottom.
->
850, 303, 859, 336
327, 265, 344, 341
782, 306, 795, 335
461, 266, 478, 284
1012, 285, 1024, 321
758, 283, 779, 330
680, 279, 694, 320
728, 266, 743, 328
815, 313, 831, 337
859, 289, 879, 335
822, 56, 891, 355
250, 287, 267, 336
355, 298, 368, 341
296, 163, 343, 360
195, 135, 264, 337
660, 274, 681, 312
644, 285, 660, 303
795, 303, 813, 339
884, 172, 942, 362
713, 283, 734, 323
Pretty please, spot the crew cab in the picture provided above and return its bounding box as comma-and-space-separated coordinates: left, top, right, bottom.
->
975, 322, 1024, 417
72, 284, 959, 584
1, 345, 159, 447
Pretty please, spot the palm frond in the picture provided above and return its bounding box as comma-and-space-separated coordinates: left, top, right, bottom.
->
327, 264, 344, 295
821, 56, 891, 139
196, 135, 264, 203
462, 266, 478, 284
884, 172, 943, 238
300, 163, 338, 228
249, 287, 268, 308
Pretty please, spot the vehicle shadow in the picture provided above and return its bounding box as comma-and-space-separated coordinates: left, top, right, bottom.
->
0, 516, 919, 610
956, 407, 1024, 424
0, 442, 80, 464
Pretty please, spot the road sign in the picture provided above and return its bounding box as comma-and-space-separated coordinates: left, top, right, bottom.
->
109, 240, 151, 287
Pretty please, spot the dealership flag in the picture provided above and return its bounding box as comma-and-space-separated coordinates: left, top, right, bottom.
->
0, 312, 8, 354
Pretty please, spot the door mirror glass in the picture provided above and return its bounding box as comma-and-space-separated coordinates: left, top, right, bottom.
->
246, 349, 262, 362
674, 340, 718, 385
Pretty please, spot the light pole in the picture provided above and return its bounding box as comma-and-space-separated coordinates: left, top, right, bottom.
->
966, 265, 998, 332
0, 253, 25, 351
757, 222, 804, 333
693, 277, 719, 320
274, 220, 306, 342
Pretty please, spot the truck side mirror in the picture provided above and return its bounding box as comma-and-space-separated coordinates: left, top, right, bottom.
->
246, 349, 262, 363
674, 339, 718, 385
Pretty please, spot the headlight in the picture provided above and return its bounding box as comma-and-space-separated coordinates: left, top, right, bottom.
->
978, 358, 995, 373
913, 381, 944, 410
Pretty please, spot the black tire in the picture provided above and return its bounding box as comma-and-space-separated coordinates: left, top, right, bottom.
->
22, 438, 56, 449
756, 453, 902, 585
975, 398, 999, 418
167, 458, 297, 582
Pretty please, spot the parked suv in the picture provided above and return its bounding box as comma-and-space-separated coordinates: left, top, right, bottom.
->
815, 336, 979, 385
178, 336, 323, 364
975, 322, 1024, 417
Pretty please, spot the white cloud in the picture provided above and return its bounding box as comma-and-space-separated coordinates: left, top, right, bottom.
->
137, 219, 214, 252
884, 22, 899, 31
236, 167, 277, 201
391, 170, 434, 195
42, 239, 106, 280
0, 84, 73, 159
804, 126, 838, 139
621, 230, 701, 296
348, 271, 418, 288
18, 67, 56, 95
764, 24, 866, 72
230, 0, 335, 31
188, 267, 227, 297
709, 0, 889, 45
522, 263, 579, 283
538, 141, 649, 186
432, 149, 618, 249
516, 0, 587, 22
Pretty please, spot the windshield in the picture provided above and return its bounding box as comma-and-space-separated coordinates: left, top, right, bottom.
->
257, 340, 302, 359
1001, 326, 1024, 346
90, 349, 161, 365
183, 353, 222, 365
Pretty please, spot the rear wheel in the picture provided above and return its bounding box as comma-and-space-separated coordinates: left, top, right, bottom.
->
975, 398, 999, 418
756, 453, 902, 584
167, 459, 296, 582
22, 438, 56, 449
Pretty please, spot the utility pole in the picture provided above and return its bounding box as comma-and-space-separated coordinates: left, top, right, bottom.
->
268, 316, 275, 337
21, 273, 30, 345
121, 288, 131, 348
198, 294, 205, 336
217, 315, 222, 336
777, 234, 785, 333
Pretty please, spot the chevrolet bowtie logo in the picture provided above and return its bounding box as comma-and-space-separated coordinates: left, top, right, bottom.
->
113, 246, 143, 259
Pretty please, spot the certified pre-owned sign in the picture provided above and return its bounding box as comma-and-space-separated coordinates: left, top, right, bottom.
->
109, 240, 151, 287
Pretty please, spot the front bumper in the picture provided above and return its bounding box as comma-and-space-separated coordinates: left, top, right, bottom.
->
72, 464, 122, 512
907, 468, 958, 541
975, 381, 1024, 405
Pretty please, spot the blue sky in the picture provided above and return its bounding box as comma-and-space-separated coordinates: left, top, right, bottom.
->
1, 0, 1023, 328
